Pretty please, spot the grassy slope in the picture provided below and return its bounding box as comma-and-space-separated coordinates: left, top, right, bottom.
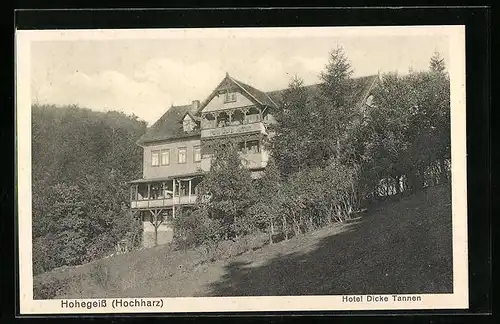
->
34, 184, 453, 298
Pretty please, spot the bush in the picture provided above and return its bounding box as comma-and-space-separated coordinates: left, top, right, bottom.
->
173, 208, 224, 251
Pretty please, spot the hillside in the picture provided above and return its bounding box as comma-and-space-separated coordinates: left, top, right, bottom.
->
34, 184, 452, 299
31, 104, 147, 275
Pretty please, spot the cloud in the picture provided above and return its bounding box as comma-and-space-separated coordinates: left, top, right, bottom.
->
33, 55, 328, 125
134, 58, 224, 105
223, 55, 325, 91
35, 70, 172, 124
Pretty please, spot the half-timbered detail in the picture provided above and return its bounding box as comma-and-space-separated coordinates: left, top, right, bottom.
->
130, 73, 378, 247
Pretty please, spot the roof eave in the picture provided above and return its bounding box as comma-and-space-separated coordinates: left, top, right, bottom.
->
137, 133, 201, 146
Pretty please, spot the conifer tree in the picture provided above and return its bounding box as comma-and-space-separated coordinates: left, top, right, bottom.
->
269, 75, 313, 176
317, 45, 355, 161
429, 51, 446, 73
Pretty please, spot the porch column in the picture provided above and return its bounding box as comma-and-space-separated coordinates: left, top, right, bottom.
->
172, 179, 176, 219
242, 108, 249, 124
215, 111, 221, 127
147, 183, 151, 199
161, 181, 166, 206
188, 179, 192, 203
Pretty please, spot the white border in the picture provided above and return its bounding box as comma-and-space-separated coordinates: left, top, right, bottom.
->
16, 26, 468, 314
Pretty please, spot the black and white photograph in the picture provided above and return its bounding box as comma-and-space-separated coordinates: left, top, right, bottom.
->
16, 25, 468, 314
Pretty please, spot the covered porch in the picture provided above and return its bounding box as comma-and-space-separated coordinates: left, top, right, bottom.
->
129, 174, 203, 212
200, 105, 264, 130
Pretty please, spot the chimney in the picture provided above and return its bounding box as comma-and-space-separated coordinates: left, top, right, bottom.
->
192, 100, 200, 110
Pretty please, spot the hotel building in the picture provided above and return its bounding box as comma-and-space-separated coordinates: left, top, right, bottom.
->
129, 73, 378, 247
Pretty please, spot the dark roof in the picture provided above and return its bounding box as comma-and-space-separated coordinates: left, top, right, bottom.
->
137, 74, 378, 145
265, 75, 378, 110
136, 103, 200, 145
230, 76, 278, 108
347, 75, 379, 110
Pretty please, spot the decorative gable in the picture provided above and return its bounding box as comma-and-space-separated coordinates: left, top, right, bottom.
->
198, 73, 278, 115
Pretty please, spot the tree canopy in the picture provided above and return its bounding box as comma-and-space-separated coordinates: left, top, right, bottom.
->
32, 104, 147, 274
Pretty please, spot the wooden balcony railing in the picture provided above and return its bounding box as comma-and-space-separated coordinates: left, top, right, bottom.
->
130, 195, 197, 209
200, 122, 266, 138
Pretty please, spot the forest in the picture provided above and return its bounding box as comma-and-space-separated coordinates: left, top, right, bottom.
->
31, 48, 450, 275
32, 105, 147, 275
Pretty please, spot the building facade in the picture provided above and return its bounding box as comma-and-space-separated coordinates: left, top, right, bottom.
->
129, 73, 378, 247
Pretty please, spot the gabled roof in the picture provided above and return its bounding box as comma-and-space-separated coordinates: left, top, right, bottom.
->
136, 104, 200, 145
182, 111, 197, 121
197, 73, 278, 114
347, 75, 379, 111
265, 75, 379, 109
137, 74, 378, 146
230, 76, 278, 108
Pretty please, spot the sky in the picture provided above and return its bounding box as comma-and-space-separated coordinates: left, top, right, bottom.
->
30, 27, 451, 125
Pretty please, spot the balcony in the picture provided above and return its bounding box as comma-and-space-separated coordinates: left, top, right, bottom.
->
130, 195, 197, 210
200, 121, 266, 138
130, 177, 202, 210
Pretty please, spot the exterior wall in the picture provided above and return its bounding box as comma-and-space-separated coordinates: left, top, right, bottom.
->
142, 221, 174, 248
142, 138, 201, 179
202, 90, 254, 113
200, 150, 268, 172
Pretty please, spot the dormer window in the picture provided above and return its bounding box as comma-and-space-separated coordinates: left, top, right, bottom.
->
183, 115, 196, 132
224, 92, 237, 103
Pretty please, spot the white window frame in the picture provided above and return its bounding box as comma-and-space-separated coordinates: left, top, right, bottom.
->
193, 146, 201, 162
151, 150, 160, 167
160, 149, 170, 166
224, 92, 237, 103
178, 147, 187, 164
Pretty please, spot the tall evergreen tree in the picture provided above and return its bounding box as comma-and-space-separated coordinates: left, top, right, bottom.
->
317, 45, 355, 160
429, 51, 446, 73
269, 75, 314, 176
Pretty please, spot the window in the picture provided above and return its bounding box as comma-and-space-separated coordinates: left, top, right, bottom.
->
161, 149, 170, 166
193, 146, 201, 162
151, 150, 160, 166
224, 92, 237, 103
246, 140, 260, 154
178, 147, 187, 164
238, 141, 246, 153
